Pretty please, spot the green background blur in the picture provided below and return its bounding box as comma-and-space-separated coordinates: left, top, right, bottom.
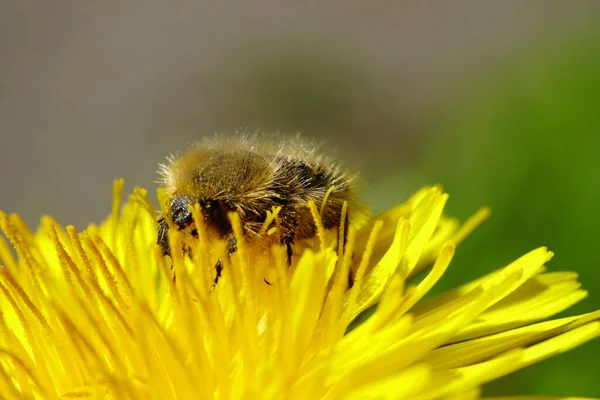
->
362, 26, 600, 396
407, 29, 600, 396
1, 2, 599, 396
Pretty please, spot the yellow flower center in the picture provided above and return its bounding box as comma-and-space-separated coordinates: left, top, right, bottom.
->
0, 180, 597, 399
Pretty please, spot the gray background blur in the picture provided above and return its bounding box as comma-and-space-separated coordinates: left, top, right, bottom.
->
2, 1, 600, 396
1, 1, 596, 227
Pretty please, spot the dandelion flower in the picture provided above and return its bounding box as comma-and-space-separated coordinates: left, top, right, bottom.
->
0, 180, 598, 399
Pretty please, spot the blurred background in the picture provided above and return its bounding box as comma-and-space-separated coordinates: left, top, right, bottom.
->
1, 0, 599, 396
